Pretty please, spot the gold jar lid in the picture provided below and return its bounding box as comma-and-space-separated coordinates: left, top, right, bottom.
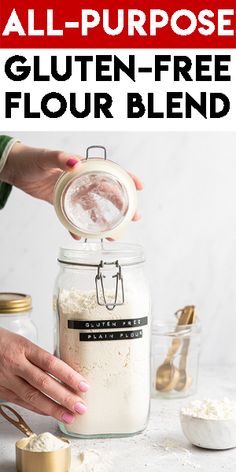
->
0, 293, 32, 314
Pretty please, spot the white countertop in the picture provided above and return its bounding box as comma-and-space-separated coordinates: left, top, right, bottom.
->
1, 366, 236, 472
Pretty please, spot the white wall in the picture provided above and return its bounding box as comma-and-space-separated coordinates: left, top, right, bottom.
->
1, 131, 236, 365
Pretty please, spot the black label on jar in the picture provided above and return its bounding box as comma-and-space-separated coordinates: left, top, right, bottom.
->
68, 316, 148, 330
79, 329, 143, 342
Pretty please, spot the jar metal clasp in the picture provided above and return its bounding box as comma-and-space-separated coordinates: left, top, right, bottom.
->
95, 260, 124, 311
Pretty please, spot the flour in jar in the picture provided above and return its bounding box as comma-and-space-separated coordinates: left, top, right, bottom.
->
57, 288, 150, 436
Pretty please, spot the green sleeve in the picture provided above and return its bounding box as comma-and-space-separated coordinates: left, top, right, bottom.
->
0, 135, 14, 209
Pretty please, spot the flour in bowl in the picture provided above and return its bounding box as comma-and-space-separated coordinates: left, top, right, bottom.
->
181, 398, 236, 420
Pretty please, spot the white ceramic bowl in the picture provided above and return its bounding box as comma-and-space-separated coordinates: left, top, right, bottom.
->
180, 412, 236, 450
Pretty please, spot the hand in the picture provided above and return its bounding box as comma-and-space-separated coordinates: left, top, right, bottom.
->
0, 328, 89, 423
0, 142, 143, 219
0, 143, 80, 204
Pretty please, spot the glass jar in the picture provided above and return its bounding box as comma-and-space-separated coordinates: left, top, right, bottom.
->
54, 242, 151, 438
0, 293, 37, 342
152, 319, 201, 399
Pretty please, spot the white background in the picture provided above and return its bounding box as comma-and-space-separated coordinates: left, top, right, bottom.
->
0, 49, 235, 132
1, 131, 236, 365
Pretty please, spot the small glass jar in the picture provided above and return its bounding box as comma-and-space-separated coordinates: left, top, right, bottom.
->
152, 320, 201, 399
0, 293, 37, 343
54, 242, 151, 438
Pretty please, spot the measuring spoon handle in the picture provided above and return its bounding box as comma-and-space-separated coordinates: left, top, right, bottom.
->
0, 404, 34, 437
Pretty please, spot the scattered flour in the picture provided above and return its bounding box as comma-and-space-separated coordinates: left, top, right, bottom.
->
24, 432, 67, 452
70, 449, 112, 472
158, 438, 201, 469
160, 437, 192, 455
181, 398, 236, 420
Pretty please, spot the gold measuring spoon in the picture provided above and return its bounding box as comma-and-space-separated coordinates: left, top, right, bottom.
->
174, 306, 197, 391
0, 404, 34, 437
0, 404, 71, 472
155, 306, 196, 392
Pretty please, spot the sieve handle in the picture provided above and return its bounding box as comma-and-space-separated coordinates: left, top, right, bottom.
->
0, 404, 34, 437
86, 145, 107, 160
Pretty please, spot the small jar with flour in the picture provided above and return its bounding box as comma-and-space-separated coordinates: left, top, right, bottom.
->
53, 146, 151, 438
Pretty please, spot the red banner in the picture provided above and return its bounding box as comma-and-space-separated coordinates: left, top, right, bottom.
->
0, 0, 236, 49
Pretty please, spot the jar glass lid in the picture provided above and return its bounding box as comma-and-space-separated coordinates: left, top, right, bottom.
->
53, 146, 137, 240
